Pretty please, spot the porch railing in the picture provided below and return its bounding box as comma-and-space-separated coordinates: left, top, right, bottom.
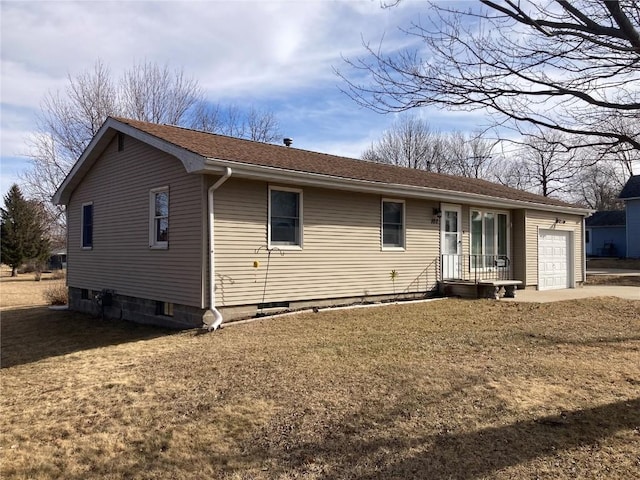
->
440, 254, 512, 283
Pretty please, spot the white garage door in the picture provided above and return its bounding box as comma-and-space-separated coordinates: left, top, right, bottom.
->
538, 230, 572, 291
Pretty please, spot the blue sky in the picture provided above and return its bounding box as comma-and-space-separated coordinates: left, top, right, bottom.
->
0, 0, 490, 200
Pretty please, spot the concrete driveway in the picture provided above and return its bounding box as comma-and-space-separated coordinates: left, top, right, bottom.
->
503, 285, 639, 303
500, 267, 639, 303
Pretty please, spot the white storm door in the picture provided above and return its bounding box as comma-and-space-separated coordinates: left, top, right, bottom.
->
441, 204, 462, 279
538, 229, 571, 290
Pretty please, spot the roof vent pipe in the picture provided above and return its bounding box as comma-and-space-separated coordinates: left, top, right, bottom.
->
283, 138, 293, 147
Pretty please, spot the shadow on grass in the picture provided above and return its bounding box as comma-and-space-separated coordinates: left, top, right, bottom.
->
1, 306, 175, 368
243, 398, 640, 479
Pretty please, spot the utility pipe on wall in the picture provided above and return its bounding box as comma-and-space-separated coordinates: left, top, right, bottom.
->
204, 167, 232, 331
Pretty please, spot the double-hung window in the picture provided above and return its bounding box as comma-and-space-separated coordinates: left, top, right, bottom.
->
269, 187, 302, 248
150, 187, 169, 248
470, 209, 508, 268
81, 202, 93, 249
382, 199, 405, 250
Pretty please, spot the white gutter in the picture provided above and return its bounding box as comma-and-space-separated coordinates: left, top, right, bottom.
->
204, 167, 232, 331
199, 158, 593, 217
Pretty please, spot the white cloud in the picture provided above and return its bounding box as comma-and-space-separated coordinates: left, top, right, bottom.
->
0, 0, 488, 200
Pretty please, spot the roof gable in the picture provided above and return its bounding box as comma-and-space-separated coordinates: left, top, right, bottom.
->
619, 175, 640, 199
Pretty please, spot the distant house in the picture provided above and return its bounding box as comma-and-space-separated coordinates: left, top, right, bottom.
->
53, 117, 590, 328
585, 211, 626, 258
619, 174, 640, 258
47, 248, 67, 270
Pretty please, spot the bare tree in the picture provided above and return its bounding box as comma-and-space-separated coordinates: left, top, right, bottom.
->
247, 106, 281, 143
362, 115, 442, 170
188, 103, 281, 142
496, 132, 581, 197
444, 132, 498, 179
119, 61, 201, 125
21, 60, 281, 232
573, 162, 626, 210
363, 115, 501, 179
339, 0, 640, 152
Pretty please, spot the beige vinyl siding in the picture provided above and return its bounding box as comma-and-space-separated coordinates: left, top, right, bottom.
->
213, 179, 440, 306
67, 135, 205, 307
524, 210, 584, 287
511, 209, 526, 283
460, 205, 471, 257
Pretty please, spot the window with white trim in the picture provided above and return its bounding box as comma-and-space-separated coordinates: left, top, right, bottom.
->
470, 209, 508, 268
149, 187, 169, 248
81, 202, 93, 249
382, 199, 405, 249
269, 187, 302, 248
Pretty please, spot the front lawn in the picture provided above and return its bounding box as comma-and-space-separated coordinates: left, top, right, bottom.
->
1, 298, 639, 479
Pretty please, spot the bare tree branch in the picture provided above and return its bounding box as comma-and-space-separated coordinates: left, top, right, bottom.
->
338, 0, 640, 152
21, 60, 282, 236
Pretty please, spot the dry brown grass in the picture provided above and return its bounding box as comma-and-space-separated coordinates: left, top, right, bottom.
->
0, 271, 66, 309
586, 274, 640, 287
587, 258, 640, 270
1, 293, 639, 479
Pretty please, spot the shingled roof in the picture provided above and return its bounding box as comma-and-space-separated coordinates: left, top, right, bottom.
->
585, 210, 626, 227
112, 117, 584, 210
619, 175, 640, 199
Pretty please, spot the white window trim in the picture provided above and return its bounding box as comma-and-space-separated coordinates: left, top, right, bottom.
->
381, 198, 406, 251
268, 185, 303, 250
81, 201, 93, 250
469, 208, 510, 270
149, 186, 169, 249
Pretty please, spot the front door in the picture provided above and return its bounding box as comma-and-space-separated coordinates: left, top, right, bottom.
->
441, 204, 462, 279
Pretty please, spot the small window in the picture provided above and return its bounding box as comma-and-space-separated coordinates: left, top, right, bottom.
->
81, 202, 93, 249
269, 187, 302, 248
117, 132, 125, 152
382, 199, 405, 249
149, 187, 169, 248
155, 301, 173, 317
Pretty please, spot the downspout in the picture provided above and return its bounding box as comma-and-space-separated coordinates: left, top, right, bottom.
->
204, 167, 232, 330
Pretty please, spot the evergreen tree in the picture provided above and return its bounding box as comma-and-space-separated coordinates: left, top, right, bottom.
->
1, 185, 50, 277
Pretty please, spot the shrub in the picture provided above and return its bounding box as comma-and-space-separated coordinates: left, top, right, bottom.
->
51, 269, 66, 280
44, 283, 68, 306
17, 262, 36, 274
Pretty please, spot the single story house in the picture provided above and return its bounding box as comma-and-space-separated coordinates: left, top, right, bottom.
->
585, 211, 626, 257
53, 117, 590, 328
619, 175, 640, 258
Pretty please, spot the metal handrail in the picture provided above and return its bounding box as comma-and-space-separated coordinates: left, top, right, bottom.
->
440, 254, 512, 282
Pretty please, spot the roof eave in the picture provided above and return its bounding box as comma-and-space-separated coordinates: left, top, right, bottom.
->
201, 158, 592, 216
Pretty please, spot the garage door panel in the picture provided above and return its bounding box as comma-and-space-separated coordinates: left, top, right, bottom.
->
538, 230, 571, 291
